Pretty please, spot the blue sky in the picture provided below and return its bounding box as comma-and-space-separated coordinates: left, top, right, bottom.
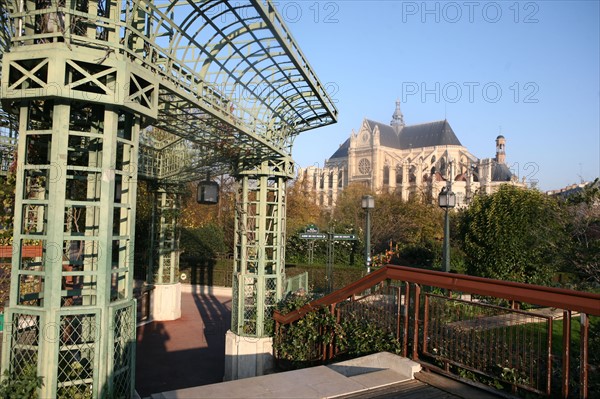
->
283, 1, 600, 192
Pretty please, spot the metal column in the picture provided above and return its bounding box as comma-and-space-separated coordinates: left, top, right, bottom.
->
0, 14, 156, 396
231, 159, 292, 338
154, 189, 180, 285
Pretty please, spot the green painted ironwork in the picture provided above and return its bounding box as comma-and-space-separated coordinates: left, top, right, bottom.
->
155, 189, 180, 285
232, 158, 291, 337
0, 0, 337, 395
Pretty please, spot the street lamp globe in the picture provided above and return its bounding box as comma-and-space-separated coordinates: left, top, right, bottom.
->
361, 195, 375, 210
438, 186, 456, 209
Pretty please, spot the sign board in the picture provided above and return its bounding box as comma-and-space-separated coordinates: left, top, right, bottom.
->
299, 233, 327, 239
332, 234, 357, 241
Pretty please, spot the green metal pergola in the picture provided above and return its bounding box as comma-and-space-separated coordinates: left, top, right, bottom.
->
0, 0, 336, 397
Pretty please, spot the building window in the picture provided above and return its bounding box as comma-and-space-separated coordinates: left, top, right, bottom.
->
358, 158, 371, 174
383, 165, 390, 186
396, 166, 403, 184
409, 165, 416, 183
329, 171, 334, 188
338, 170, 343, 187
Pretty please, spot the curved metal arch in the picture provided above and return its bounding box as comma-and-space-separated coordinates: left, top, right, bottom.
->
153, 2, 303, 132
1, 0, 337, 179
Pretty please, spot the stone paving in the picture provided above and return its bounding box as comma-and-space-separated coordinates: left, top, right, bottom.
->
135, 285, 232, 398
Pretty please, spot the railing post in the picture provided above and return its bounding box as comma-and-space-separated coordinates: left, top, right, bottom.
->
412, 284, 420, 361
402, 282, 410, 357
396, 286, 401, 341
328, 304, 336, 360
423, 294, 429, 354
547, 318, 553, 396
274, 319, 280, 368
580, 313, 589, 399
562, 310, 571, 398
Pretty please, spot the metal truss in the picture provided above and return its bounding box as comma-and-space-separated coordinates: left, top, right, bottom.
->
0, 1, 336, 393
0, 0, 337, 180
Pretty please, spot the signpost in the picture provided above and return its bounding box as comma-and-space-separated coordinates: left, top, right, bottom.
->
298, 225, 357, 292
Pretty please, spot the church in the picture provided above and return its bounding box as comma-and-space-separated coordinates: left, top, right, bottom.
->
300, 101, 525, 208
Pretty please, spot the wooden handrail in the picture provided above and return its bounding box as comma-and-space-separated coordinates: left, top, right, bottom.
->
273, 265, 600, 325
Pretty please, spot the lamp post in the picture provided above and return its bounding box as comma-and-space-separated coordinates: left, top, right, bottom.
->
361, 195, 375, 273
438, 186, 456, 272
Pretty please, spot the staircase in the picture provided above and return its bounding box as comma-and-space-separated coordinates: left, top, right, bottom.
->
148, 352, 420, 399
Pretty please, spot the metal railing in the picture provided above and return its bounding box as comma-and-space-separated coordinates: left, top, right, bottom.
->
273, 265, 600, 398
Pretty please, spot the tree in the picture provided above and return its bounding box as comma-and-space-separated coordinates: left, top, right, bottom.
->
458, 185, 566, 285
563, 179, 600, 286
285, 174, 324, 235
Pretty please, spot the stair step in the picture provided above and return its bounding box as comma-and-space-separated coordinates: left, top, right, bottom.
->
348, 368, 412, 390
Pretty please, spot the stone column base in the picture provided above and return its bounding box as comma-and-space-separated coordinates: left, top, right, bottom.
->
151, 283, 182, 321
224, 330, 273, 381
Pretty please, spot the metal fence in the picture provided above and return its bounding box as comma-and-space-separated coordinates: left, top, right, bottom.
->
273, 265, 600, 398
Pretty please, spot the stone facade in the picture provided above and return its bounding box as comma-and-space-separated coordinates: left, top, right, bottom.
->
300, 101, 525, 208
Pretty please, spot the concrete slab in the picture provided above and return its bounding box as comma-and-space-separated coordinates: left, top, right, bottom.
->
151, 354, 424, 399
153, 366, 368, 399
327, 351, 420, 379
347, 369, 411, 389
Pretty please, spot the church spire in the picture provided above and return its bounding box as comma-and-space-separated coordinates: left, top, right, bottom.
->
390, 99, 405, 133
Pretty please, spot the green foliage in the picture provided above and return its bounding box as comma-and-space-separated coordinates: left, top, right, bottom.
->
337, 313, 402, 356
273, 291, 339, 369
273, 292, 402, 370
0, 365, 43, 399
562, 179, 600, 286
458, 185, 566, 285
180, 224, 227, 260
392, 241, 441, 269
285, 226, 361, 267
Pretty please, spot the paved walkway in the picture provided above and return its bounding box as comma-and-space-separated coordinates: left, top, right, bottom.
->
135, 286, 232, 398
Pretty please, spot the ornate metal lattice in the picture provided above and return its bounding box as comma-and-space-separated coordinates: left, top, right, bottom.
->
0, 0, 336, 395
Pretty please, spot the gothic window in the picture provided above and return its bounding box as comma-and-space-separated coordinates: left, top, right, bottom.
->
358, 158, 371, 174
319, 173, 324, 189
409, 165, 416, 183
383, 165, 390, 186
431, 155, 436, 164
440, 158, 447, 177
329, 171, 334, 188
338, 170, 343, 187
396, 166, 403, 184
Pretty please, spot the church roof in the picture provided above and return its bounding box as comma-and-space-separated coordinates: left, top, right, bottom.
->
327, 119, 462, 160
397, 120, 462, 149
329, 138, 351, 159
491, 162, 513, 182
